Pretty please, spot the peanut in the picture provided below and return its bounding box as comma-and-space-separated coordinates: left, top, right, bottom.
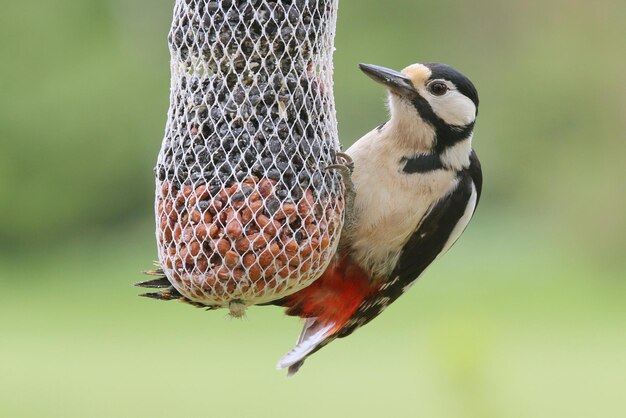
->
288, 254, 301, 267
255, 280, 266, 293
320, 234, 330, 251
227, 184, 239, 196
179, 246, 193, 264
161, 181, 170, 197
240, 206, 253, 224
269, 242, 282, 257
258, 249, 273, 269
248, 191, 261, 203
216, 266, 231, 281
224, 250, 239, 268
256, 214, 278, 236
250, 233, 270, 251
190, 210, 202, 224
275, 204, 298, 223
232, 268, 245, 281
191, 184, 210, 206
225, 219, 243, 239
173, 224, 182, 241
242, 253, 256, 268
247, 263, 263, 281
195, 224, 208, 241
299, 259, 312, 275
284, 239, 299, 257
298, 189, 315, 216
182, 184, 194, 198
277, 265, 290, 278
175, 193, 186, 210
189, 240, 201, 257
207, 224, 220, 239
258, 178, 274, 198
200, 271, 217, 290
182, 226, 195, 243
215, 238, 231, 256
196, 255, 209, 273
234, 236, 251, 253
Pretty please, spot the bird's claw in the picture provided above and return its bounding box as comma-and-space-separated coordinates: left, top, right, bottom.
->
325, 152, 354, 174
325, 152, 355, 193
325, 152, 356, 242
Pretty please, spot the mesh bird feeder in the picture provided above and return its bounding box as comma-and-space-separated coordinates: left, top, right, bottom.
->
154, 0, 344, 314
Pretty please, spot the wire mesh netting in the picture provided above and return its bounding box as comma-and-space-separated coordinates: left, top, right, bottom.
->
155, 0, 344, 312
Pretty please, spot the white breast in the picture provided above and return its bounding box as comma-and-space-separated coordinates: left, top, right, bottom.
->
345, 128, 460, 278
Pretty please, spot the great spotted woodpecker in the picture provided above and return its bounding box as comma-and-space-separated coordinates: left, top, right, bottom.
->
273, 62, 482, 375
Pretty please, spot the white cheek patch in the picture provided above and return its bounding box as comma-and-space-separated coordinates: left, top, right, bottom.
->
425, 89, 476, 127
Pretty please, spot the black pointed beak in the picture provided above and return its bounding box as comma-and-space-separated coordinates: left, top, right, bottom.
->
359, 63, 416, 97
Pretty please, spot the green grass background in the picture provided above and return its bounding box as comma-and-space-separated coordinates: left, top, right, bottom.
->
1, 0, 625, 417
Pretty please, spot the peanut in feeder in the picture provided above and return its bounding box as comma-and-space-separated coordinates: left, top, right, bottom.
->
143, 0, 345, 316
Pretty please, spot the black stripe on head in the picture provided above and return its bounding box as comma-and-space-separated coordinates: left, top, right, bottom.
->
405, 63, 478, 152
423, 63, 479, 110
410, 94, 475, 153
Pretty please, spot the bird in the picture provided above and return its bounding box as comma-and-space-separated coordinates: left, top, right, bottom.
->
271, 62, 482, 375
136, 61, 482, 376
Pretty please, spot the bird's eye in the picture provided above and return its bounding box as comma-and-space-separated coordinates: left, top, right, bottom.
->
428, 81, 448, 96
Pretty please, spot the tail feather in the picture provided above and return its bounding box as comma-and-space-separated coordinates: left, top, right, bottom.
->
138, 286, 182, 301
135, 276, 171, 289
136, 268, 220, 310
276, 255, 374, 375
277, 320, 334, 375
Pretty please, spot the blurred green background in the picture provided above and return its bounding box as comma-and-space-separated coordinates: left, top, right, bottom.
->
1, 0, 625, 417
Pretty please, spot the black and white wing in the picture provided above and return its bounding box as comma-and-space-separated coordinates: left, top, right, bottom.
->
336, 150, 482, 338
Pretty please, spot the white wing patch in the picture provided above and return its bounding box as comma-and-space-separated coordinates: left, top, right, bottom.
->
438, 183, 477, 257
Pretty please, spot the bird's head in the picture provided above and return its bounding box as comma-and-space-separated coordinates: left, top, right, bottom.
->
359, 62, 478, 152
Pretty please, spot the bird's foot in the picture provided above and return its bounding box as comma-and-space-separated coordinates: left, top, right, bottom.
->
325, 152, 356, 237
325, 152, 354, 191
325, 152, 354, 176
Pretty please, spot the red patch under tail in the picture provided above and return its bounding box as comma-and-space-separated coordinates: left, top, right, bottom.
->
279, 254, 373, 334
